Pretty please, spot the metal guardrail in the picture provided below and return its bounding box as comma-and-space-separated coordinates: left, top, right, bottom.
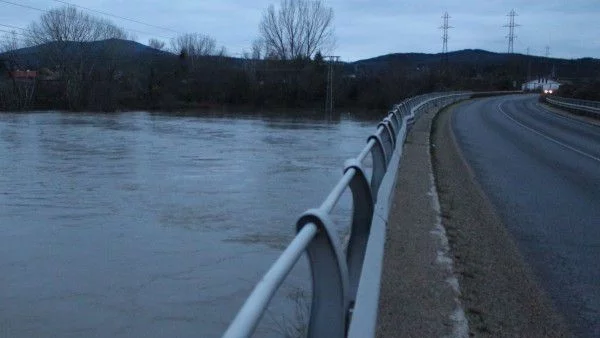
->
223, 92, 472, 338
545, 96, 600, 117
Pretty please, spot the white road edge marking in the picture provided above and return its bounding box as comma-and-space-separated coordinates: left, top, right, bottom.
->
498, 101, 600, 163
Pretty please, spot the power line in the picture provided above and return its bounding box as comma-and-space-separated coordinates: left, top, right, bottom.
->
0, 0, 174, 41
51, 0, 182, 34
0, 30, 30, 49
0, 28, 20, 35
0, 0, 45, 12
0, 23, 34, 35
0, 28, 33, 39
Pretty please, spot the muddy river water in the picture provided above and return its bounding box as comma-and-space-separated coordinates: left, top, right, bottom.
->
0, 111, 376, 337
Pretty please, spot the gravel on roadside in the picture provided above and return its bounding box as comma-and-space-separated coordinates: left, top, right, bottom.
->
377, 104, 467, 338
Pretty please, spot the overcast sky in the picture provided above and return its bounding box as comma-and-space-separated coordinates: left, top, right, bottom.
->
1, 0, 599, 61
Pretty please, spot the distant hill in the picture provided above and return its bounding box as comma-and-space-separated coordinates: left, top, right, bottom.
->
2, 39, 599, 83
0, 38, 174, 69
350, 49, 600, 81
353, 49, 508, 67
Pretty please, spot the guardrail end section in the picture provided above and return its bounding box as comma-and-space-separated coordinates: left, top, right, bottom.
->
343, 159, 375, 303
296, 208, 350, 338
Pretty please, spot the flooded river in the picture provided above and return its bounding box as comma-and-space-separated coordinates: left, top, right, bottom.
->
0, 111, 376, 337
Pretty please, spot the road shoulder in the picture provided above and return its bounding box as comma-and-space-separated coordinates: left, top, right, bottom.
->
377, 104, 468, 338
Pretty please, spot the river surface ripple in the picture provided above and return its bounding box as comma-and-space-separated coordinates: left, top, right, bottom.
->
0, 111, 376, 337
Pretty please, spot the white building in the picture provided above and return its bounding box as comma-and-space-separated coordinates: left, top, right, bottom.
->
522, 78, 561, 92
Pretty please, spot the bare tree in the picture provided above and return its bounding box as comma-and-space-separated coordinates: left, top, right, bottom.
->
251, 38, 264, 60
217, 46, 227, 57
0, 31, 36, 110
170, 33, 224, 69
148, 38, 166, 51
26, 6, 126, 45
25, 6, 128, 109
0, 31, 22, 53
170, 33, 218, 56
259, 0, 334, 60
127, 32, 138, 42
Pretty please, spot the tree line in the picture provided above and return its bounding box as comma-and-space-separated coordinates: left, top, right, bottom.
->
0, 0, 558, 112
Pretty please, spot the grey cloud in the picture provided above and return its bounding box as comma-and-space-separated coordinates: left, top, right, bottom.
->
1, 0, 598, 60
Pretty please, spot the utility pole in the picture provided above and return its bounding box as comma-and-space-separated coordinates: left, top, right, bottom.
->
526, 47, 531, 81
544, 45, 556, 78
439, 12, 452, 66
324, 55, 340, 115
504, 9, 520, 54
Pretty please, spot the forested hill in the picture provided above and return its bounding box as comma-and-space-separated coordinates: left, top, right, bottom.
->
0, 39, 173, 68
352, 49, 600, 81
4, 40, 600, 80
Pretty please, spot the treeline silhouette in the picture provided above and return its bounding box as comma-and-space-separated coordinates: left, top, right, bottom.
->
2, 39, 600, 112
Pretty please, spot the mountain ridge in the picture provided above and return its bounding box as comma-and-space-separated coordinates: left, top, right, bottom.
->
2, 38, 599, 69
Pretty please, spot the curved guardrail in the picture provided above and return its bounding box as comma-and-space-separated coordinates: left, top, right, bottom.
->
545, 95, 600, 118
223, 91, 473, 338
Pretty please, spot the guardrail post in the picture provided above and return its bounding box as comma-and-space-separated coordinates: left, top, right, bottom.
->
386, 114, 399, 139
367, 134, 387, 202
393, 106, 402, 124
343, 159, 375, 308
378, 121, 394, 162
296, 209, 350, 338
392, 108, 402, 130
403, 104, 411, 118
406, 110, 416, 130
383, 118, 397, 144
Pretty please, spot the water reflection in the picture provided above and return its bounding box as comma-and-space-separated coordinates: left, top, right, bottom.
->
0, 111, 375, 337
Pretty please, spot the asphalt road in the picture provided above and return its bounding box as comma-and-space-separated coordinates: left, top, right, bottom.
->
451, 94, 600, 337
